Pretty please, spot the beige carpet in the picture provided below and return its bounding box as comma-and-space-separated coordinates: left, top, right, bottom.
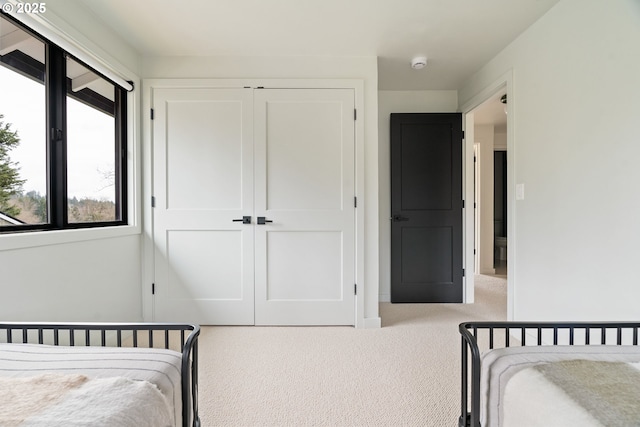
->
198, 274, 506, 426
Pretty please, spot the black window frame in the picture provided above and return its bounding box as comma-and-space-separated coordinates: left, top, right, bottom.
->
0, 12, 128, 233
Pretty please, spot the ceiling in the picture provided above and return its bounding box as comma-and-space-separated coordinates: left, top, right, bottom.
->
75, 0, 560, 91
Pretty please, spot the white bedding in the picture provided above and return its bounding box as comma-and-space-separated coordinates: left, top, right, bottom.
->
0, 343, 183, 426
0, 374, 173, 427
480, 345, 640, 427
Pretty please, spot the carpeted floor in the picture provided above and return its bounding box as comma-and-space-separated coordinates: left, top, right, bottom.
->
197, 274, 506, 426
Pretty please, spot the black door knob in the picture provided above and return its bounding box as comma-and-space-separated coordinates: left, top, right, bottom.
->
232, 216, 252, 224
257, 217, 273, 225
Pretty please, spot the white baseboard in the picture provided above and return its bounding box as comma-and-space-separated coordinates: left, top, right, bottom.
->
363, 317, 382, 329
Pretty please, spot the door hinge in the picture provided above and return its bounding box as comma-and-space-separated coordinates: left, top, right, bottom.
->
50, 128, 63, 142
150, 108, 154, 120
462, 269, 465, 277
462, 200, 465, 209
354, 284, 357, 295
151, 196, 156, 207
152, 283, 155, 295
354, 196, 357, 208
462, 130, 465, 139
354, 109, 357, 121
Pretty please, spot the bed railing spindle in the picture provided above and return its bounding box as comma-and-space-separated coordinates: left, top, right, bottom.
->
133, 330, 138, 347
460, 337, 468, 426
165, 330, 170, 349
181, 330, 185, 352
634, 328, 638, 346
616, 328, 622, 345
70, 329, 75, 346
192, 340, 199, 427
54, 328, 59, 346
116, 330, 122, 347
38, 328, 43, 344
22, 328, 27, 343
149, 330, 154, 348
585, 328, 590, 345
569, 327, 574, 345
85, 329, 90, 346
537, 327, 542, 345
489, 327, 494, 349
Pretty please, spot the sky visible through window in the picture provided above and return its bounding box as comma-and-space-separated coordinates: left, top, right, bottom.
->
0, 64, 115, 203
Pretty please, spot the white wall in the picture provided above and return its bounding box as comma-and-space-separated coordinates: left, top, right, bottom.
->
2, 236, 142, 321
141, 56, 381, 327
377, 90, 458, 301
460, 0, 640, 321
474, 124, 495, 275
494, 130, 507, 151
0, 2, 143, 322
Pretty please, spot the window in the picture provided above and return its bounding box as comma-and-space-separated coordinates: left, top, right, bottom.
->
0, 13, 127, 232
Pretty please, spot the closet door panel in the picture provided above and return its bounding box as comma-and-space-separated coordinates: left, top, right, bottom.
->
153, 88, 254, 325
254, 89, 356, 325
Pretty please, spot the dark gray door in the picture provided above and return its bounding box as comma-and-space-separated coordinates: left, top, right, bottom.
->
390, 113, 463, 303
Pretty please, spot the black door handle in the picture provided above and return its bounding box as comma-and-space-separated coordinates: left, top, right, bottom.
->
392, 215, 409, 222
257, 217, 273, 225
232, 216, 252, 224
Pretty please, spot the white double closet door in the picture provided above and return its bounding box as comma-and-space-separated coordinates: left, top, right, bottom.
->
152, 86, 356, 325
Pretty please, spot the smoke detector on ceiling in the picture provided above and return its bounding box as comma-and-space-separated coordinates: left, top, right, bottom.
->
411, 56, 428, 70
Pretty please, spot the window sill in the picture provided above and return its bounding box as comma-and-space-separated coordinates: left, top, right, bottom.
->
0, 224, 141, 251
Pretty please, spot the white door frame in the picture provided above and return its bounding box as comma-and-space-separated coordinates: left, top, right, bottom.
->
461, 70, 514, 319
474, 143, 480, 275
141, 78, 366, 327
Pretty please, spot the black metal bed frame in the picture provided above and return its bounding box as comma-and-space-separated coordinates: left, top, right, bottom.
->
458, 321, 640, 427
0, 322, 200, 427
